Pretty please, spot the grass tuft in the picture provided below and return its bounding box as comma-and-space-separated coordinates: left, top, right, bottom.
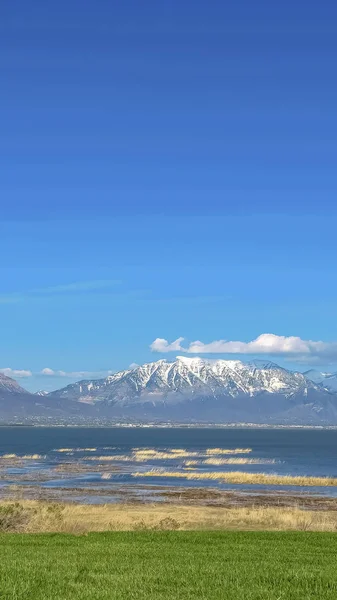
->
133, 470, 337, 486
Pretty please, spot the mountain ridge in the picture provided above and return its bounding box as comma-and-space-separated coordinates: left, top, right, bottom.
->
48, 357, 323, 404
43, 357, 337, 424
1, 358, 337, 424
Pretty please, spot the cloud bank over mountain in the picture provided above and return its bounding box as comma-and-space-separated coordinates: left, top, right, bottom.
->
150, 333, 337, 363
0, 368, 33, 378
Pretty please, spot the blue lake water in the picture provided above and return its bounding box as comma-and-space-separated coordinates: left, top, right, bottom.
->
0, 426, 337, 501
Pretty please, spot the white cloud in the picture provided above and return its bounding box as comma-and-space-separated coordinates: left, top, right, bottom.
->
129, 363, 139, 369
41, 368, 89, 378
187, 334, 327, 355
150, 333, 337, 363
41, 368, 56, 376
0, 368, 32, 378
40, 368, 110, 379
150, 337, 185, 352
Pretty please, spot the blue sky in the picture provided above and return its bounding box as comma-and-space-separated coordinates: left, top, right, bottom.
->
1, 1, 337, 391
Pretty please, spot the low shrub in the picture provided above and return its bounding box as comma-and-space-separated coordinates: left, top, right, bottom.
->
0, 503, 30, 532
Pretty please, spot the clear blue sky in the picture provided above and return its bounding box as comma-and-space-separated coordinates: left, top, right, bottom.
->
1, 1, 337, 391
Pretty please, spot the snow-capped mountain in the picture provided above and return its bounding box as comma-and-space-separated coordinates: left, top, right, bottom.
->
50, 357, 320, 403
2, 358, 337, 424
305, 369, 337, 392
47, 357, 337, 424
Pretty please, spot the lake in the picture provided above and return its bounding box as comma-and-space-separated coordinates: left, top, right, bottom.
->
1, 426, 337, 502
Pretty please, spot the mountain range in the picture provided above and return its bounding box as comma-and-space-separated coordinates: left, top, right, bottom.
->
1, 357, 337, 424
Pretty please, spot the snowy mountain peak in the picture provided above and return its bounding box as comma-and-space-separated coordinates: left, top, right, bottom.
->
176, 356, 203, 365
2, 359, 337, 425
50, 356, 324, 406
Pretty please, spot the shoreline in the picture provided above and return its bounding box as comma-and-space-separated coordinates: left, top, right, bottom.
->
2, 484, 337, 511
2, 423, 337, 429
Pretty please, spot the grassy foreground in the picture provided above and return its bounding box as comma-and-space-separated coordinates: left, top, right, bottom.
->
1, 531, 337, 599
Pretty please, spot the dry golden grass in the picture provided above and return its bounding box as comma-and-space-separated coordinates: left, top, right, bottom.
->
86, 455, 132, 462
2, 500, 337, 533
202, 458, 276, 465
184, 459, 267, 466
1, 454, 20, 459
22, 455, 46, 460
205, 448, 252, 455
55, 448, 97, 452
85, 448, 255, 463
133, 450, 196, 460
133, 470, 337, 487
86, 451, 199, 462
0, 448, 255, 461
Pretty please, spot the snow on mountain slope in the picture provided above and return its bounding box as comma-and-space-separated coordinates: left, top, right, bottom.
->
51, 369, 130, 403
1, 360, 337, 424
50, 357, 326, 406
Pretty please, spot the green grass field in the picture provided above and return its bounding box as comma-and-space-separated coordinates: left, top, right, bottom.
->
1, 532, 337, 599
